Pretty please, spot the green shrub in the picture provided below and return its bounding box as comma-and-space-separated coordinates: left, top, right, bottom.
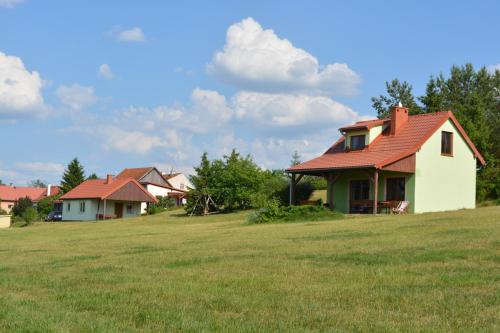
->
22, 207, 38, 225
11, 196, 33, 217
248, 202, 343, 224
147, 196, 176, 215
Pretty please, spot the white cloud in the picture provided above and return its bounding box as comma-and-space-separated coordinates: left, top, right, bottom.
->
232, 92, 357, 131
0, 51, 46, 117
208, 17, 361, 96
56, 84, 97, 110
16, 162, 65, 174
113, 27, 146, 42
100, 126, 166, 154
487, 64, 500, 74
98, 64, 114, 79
0, 0, 23, 8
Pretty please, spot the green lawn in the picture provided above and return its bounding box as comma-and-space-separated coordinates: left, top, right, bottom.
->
1, 207, 499, 332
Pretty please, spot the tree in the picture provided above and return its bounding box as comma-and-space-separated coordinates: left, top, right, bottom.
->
371, 79, 423, 118
0, 179, 3, 185
87, 173, 99, 180
60, 158, 86, 193
290, 151, 301, 166
28, 179, 47, 188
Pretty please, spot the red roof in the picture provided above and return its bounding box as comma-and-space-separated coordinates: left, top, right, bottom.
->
115, 167, 153, 181
288, 111, 485, 173
59, 177, 157, 202
0, 185, 59, 202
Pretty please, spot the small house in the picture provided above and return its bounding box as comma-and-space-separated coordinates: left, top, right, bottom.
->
59, 175, 157, 221
0, 184, 60, 213
287, 106, 485, 214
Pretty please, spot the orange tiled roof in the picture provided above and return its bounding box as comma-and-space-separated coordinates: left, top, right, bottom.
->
288, 111, 485, 172
59, 177, 157, 202
115, 167, 153, 181
0, 185, 60, 202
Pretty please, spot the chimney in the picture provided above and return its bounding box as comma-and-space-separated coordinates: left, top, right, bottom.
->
106, 174, 113, 184
47, 184, 51, 196
390, 104, 409, 135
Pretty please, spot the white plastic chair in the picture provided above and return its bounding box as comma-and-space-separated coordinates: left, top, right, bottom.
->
392, 201, 409, 214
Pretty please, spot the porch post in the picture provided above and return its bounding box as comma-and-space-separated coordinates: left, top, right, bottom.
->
290, 174, 296, 206
373, 170, 378, 214
327, 173, 334, 209
103, 199, 106, 220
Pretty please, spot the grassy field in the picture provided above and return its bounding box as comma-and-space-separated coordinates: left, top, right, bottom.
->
0, 207, 499, 332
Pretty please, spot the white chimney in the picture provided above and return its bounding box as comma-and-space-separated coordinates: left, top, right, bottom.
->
47, 184, 51, 196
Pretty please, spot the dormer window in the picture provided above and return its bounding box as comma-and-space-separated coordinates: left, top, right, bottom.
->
350, 135, 366, 150
441, 131, 453, 156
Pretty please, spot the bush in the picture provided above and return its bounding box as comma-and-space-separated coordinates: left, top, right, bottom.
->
147, 196, 176, 215
22, 207, 38, 225
11, 196, 33, 217
37, 194, 60, 216
248, 201, 343, 224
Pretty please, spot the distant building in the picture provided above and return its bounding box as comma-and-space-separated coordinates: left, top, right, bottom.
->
116, 167, 187, 211
0, 184, 60, 213
162, 172, 193, 191
59, 175, 157, 221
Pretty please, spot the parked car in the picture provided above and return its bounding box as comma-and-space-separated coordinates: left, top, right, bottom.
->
45, 211, 62, 221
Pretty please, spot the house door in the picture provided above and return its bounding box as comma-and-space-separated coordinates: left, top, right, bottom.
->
349, 179, 370, 213
114, 203, 123, 218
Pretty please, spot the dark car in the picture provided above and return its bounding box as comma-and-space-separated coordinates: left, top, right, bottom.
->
45, 211, 62, 222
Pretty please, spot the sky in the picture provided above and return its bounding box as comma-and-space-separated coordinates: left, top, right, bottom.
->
0, 0, 499, 186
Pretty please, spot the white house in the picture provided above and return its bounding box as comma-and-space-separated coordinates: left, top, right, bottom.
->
59, 175, 157, 221
162, 172, 193, 191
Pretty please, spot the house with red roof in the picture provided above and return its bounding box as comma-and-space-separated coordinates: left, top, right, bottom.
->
287, 106, 485, 214
116, 167, 188, 212
0, 184, 60, 213
59, 175, 157, 221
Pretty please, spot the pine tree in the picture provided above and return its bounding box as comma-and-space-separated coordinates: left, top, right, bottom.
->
60, 158, 85, 193
87, 173, 98, 180
290, 151, 301, 166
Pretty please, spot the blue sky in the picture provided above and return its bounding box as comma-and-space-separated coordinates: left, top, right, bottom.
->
0, 0, 498, 185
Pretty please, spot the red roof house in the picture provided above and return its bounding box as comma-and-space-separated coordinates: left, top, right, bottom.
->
287, 106, 484, 214
59, 175, 157, 221
0, 185, 60, 213
116, 167, 188, 210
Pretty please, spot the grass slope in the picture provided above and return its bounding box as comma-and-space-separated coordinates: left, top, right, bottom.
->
0, 207, 499, 332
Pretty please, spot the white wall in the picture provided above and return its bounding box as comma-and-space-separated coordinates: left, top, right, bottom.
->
62, 199, 143, 221
62, 199, 99, 221
414, 120, 477, 213
167, 174, 193, 190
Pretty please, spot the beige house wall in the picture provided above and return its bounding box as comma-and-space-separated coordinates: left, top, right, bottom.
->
0, 201, 15, 213
0, 215, 10, 228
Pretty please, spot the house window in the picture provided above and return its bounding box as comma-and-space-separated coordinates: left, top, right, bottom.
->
79, 201, 85, 213
386, 177, 405, 201
350, 135, 366, 150
350, 180, 370, 201
8, 204, 13, 209
67, 202, 71, 212
441, 131, 453, 156
126, 204, 133, 214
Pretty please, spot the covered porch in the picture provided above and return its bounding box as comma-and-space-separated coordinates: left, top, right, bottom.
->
289, 166, 415, 214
